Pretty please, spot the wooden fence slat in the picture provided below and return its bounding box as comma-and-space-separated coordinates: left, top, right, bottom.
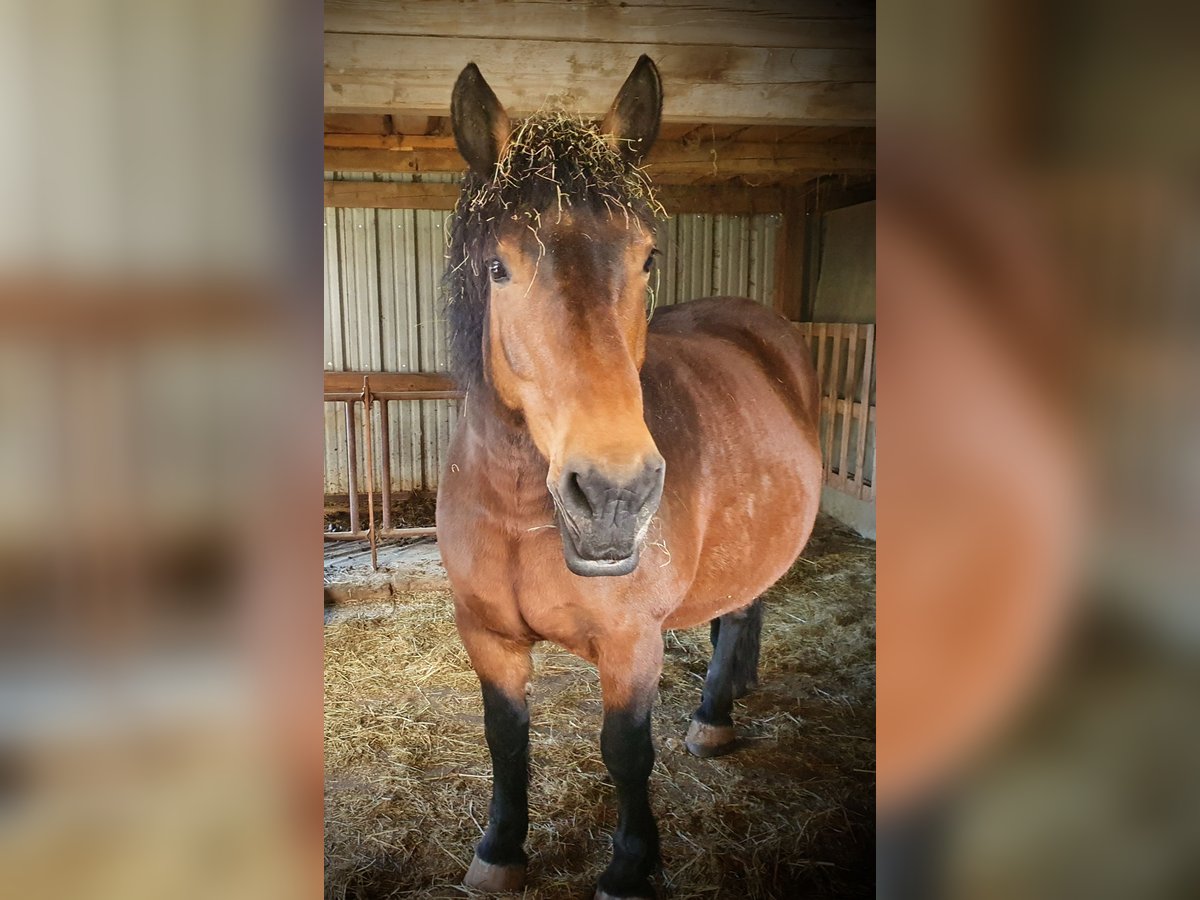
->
824, 324, 843, 482
855, 324, 875, 499
837, 324, 858, 486
815, 323, 828, 461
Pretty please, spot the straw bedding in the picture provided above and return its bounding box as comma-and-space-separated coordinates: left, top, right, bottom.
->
324, 514, 874, 898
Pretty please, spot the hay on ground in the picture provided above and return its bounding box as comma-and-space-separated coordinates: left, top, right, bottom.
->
325, 514, 874, 899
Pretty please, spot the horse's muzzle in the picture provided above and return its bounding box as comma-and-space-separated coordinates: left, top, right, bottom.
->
552, 457, 665, 577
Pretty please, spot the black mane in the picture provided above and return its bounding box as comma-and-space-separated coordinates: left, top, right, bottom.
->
443, 114, 662, 389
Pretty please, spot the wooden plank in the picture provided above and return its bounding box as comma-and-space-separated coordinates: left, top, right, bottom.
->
817, 396, 874, 422
325, 34, 875, 126
772, 206, 790, 316
814, 322, 828, 461
324, 134, 459, 150
325, 138, 874, 178
324, 180, 461, 210
854, 324, 874, 497
866, 436, 876, 500
324, 113, 390, 134
326, 1, 874, 49
657, 184, 786, 214
772, 188, 808, 318
324, 147, 465, 174
324, 179, 787, 215
649, 141, 874, 177
823, 324, 843, 481
837, 324, 857, 482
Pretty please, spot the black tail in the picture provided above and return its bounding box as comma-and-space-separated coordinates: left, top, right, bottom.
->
709, 598, 763, 699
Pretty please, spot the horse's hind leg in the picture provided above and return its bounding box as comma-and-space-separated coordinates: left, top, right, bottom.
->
457, 617, 533, 892
710, 598, 762, 699
687, 599, 763, 758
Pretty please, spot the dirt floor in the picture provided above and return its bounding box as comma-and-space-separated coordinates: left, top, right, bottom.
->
324, 514, 875, 899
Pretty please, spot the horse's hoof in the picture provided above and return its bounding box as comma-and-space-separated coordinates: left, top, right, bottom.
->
685, 718, 736, 758
464, 854, 526, 892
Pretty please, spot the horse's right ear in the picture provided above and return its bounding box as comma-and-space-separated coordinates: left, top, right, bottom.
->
451, 63, 511, 177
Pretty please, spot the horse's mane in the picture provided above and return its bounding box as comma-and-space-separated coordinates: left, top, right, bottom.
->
444, 113, 663, 389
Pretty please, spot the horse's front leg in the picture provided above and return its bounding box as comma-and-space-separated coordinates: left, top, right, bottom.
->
457, 614, 533, 892
596, 630, 664, 900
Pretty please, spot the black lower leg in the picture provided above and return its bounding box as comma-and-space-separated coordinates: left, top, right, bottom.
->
730, 599, 762, 698
598, 707, 659, 898
475, 682, 530, 867
695, 602, 759, 726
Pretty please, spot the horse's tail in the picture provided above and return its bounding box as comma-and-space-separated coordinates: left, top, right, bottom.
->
709, 598, 764, 698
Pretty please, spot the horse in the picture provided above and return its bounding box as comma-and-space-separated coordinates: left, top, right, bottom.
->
435, 56, 823, 899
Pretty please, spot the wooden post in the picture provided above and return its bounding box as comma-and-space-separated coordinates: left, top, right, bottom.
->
772, 187, 808, 322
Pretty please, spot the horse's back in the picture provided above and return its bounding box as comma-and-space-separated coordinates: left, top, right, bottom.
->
647, 296, 818, 428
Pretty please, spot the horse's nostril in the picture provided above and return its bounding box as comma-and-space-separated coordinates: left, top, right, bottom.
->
564, 470, 595, 517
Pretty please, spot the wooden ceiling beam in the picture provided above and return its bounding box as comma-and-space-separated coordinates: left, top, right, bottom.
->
325, 0, 875, 50
324, 180, 789, 216
324, 138, 874, 178
324, 34, 874, 126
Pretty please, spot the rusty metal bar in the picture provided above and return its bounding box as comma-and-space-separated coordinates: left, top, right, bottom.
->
325, 371, 463, 546
344, 400, 359, 535
326, 390, 462, 402
379, 399, 392, 532
324, 526, 438, 541
325, 371, 456, 393
362, 377, 378, 570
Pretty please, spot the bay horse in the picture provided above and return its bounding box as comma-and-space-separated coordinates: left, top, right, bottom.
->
436, 56, 822, 899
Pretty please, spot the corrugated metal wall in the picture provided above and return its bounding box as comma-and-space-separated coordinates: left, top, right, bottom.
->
324, 172, 780, 495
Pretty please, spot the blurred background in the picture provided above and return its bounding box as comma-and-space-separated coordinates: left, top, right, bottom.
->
0, 1, 323, 898
879, 0, 1200, 898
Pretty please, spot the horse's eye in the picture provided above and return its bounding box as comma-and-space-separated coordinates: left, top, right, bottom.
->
643, 249, 658, 274
488, 258, 509, 282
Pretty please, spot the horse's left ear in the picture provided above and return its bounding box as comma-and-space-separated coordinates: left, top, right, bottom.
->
601, 55, 663, 162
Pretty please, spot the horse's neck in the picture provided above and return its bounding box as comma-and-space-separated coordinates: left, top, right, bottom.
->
463, 387, 550, 500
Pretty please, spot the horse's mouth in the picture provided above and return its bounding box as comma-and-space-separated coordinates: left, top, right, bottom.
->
552, 507, 649, 577
560, 534, 642, 577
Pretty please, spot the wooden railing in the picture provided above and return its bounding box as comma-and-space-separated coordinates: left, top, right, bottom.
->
794, 322, 876, 500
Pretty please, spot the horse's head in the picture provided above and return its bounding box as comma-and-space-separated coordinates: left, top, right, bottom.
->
449, 57, 666, 577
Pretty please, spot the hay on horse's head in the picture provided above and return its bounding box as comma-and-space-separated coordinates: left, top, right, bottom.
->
444, 112, 665, 388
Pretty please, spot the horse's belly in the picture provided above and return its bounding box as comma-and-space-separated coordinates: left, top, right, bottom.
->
661, 419, 822, 631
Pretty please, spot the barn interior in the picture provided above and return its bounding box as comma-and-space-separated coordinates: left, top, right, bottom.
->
323, 3, 875, 897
